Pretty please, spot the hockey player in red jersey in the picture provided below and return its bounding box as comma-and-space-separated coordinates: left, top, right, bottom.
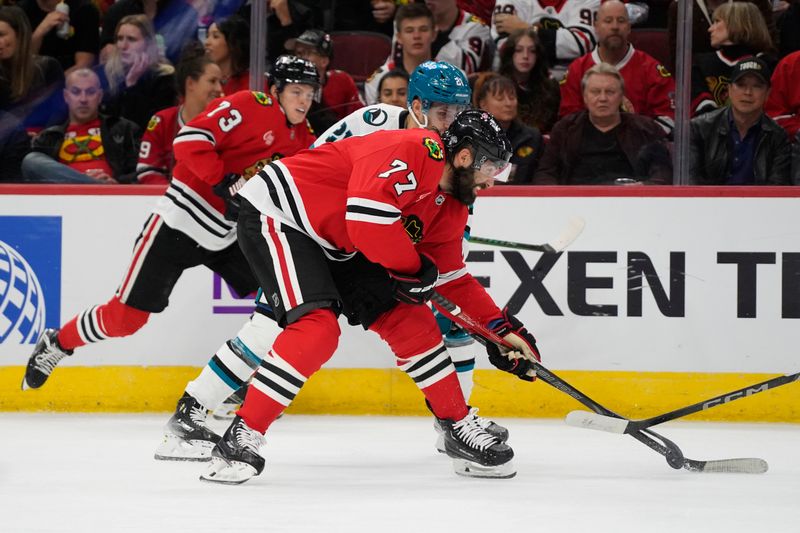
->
200, 110, 541, 484
22, 55, 319, 418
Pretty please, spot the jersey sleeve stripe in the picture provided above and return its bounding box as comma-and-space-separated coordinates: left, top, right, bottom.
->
346, 197, 401, 214
173, 127, 215, 146
436, 267, 468, 286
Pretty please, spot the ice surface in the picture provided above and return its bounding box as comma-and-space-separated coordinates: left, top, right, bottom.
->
1, 414, 798, 533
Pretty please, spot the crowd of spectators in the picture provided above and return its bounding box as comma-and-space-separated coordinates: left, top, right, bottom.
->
1, 0, 799, 185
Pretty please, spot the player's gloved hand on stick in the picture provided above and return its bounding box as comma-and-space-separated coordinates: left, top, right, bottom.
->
486, 309, 540, 381
212, 173, 246, 221
388, 253, 438, 305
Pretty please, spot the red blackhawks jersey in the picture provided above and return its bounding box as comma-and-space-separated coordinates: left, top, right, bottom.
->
765, 50, 800, 138
238, 128, 501, 322
154, 90, 316, 250
137, 105, 183, 185
559, 45, 675, 133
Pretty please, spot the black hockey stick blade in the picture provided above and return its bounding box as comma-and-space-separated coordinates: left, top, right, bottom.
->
565, 371, 800, 434
468, 216, 585, 253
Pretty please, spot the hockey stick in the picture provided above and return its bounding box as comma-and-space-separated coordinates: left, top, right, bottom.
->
565, 371, 800, 435
431, 292, 768, 474
468, 216, 585, 253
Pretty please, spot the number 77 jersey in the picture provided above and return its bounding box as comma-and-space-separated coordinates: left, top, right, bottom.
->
239, 128, 466, 277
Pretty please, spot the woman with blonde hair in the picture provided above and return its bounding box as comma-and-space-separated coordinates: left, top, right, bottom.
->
96, 14, 176, 129
691, 1, 776, 115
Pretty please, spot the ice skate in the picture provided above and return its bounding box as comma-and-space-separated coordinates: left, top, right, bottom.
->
200, 416, 266, 485
154, 393, 221, 461
434, 407, 509, 454
21, 328, 72, 390
438, 410, 516, 479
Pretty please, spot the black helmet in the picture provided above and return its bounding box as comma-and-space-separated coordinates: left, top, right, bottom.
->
270, 55, 321, 91
442, 109, 513, 181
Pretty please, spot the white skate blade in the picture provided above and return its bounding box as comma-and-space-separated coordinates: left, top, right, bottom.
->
200, 457, 259, 485
435, 434, 447, 454
452, 458, 516, 479
154, 433, 215, 462
210, 403, 239, 421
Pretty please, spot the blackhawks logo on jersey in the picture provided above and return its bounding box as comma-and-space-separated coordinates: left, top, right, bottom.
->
402, 215, 423, 243
423, 137, 443, 161
252, 91, 273, 106
146, 115, 161, 131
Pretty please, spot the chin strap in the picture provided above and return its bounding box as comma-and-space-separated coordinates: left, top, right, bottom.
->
407, 104, 428, 128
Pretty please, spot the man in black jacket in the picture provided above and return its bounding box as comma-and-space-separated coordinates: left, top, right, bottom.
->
689, 57, 792, 185
21, 68, 140, 184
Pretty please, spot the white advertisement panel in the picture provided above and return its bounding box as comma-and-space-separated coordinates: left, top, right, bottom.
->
1, 190, 797, 373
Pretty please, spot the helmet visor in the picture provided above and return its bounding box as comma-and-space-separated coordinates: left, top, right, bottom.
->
425, 103, 469, 130
474, 150, 513, 182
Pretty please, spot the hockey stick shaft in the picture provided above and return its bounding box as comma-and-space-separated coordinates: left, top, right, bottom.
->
429, 292, 687, 469
468, 216, 585, 253
574, 372, 800, 434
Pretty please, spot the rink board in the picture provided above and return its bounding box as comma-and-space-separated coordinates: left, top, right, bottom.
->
0, 185, 798, 419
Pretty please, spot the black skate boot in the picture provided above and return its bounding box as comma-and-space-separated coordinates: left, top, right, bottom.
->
22, 328, 72, 390
154, 392, 221, 462
438, 410, 516, 479
200, 416, 266, 485
433, 406, 509, 453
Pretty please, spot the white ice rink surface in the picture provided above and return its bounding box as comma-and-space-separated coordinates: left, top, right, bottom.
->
1, 414, 798, 533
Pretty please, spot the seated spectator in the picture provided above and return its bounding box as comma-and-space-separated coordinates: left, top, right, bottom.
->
423, 0, 493, 73
690, 57, 791, 185
204, 15, 264, 96
668, 0, 776, 72
691, 1, 775, 116
472, 72, 542, 184
96, 15, 176, 130
378, 69, 409, 108
0, 6, 64, 130
234, 0, 316, 64
332, 0, 395, 36
21, 68, 139, 183
137, 43, 223, 184
99, 0, 199, 64
794, 131, 800, 185
497, 27, 560, 133
365, 3, 435, 104
492, 0, 600, 80
765, 50, 800, 140
559, 0, 675, 135
534, 63, 672, 185
288, 28, 363, 124
19, 0, 100, 72
0, 110, 30, 182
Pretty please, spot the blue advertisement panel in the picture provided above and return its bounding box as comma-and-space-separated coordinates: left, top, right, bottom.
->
0, 216, 62, 344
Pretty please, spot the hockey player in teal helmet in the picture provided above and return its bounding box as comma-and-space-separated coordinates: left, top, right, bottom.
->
406, 60, 471, 130
312, 60, 471, 147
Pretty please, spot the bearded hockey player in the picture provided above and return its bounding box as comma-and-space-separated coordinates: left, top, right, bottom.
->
314, 60, 509, 454
22, 58, 318, 454
200, 110, 542, 485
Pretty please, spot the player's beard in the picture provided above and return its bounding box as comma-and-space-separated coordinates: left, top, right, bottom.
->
451, 166, 478, 205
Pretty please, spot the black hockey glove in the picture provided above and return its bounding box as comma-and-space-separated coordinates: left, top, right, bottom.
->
212, 173, 246, 221
388, 253, 438, 305
486, 309, 541, 382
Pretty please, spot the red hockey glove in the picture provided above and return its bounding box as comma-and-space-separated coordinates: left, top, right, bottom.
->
388, 253, 438, 305
486, 309, 540, 381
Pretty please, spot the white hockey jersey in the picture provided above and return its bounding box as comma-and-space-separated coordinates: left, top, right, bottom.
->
492, 0, 599, 79
311, 103, 407, 148
434, 10, 494, 74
